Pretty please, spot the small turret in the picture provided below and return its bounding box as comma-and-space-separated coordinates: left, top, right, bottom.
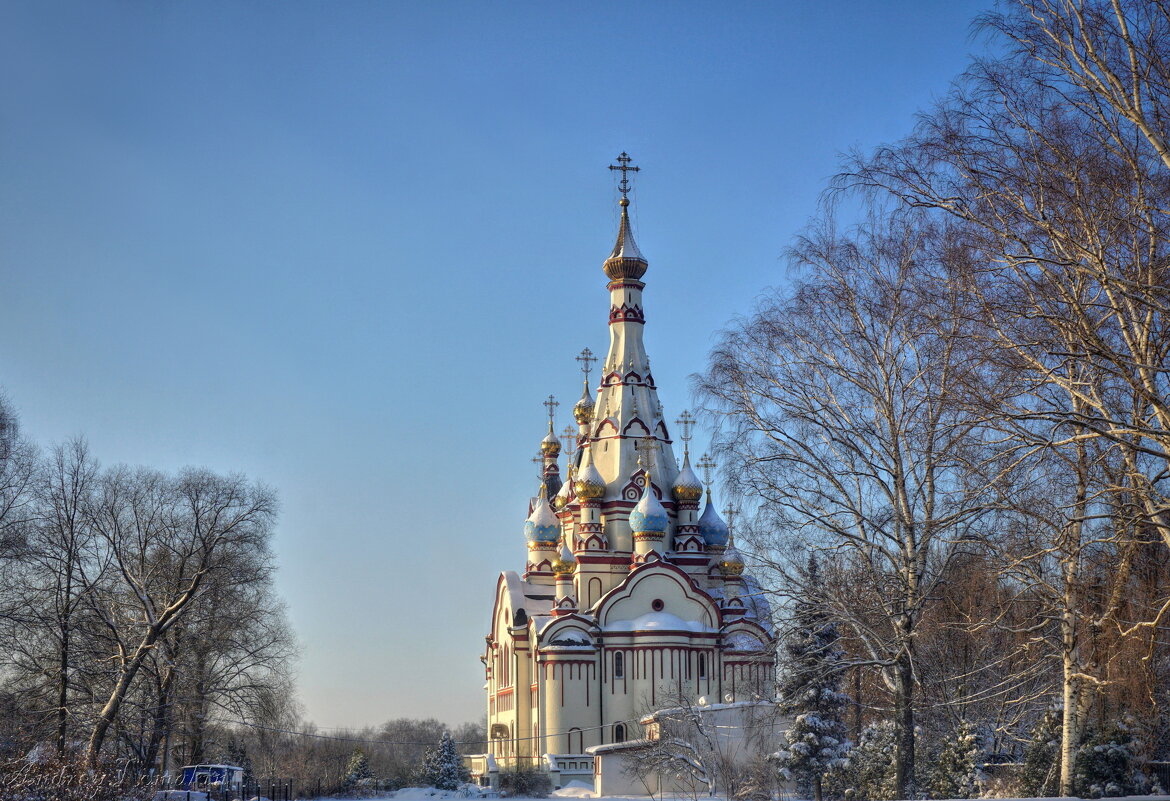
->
574, 447, 605, 500
672, 453, 704, 502
573, 380, 595, 427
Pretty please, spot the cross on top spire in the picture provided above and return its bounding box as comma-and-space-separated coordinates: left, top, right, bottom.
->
675, 410, 696, 455
609, 152, 640, 198
635, 435, 660, 478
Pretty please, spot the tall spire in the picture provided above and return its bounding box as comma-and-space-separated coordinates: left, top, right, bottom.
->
576, 153, 680, 555
604, 153, 648, 281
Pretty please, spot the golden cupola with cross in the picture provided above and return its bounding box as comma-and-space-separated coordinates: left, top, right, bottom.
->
475, 155, 776, 793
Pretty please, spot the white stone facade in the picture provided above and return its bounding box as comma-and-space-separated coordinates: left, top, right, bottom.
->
476, 174, 775, 791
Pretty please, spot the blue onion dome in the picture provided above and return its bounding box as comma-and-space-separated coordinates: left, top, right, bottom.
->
629, 477, 669, 534
698, 493, 730, 547
541, 429, 561, 457
524, 484, 560, 544
574, 446, 606, 499
551, 540, 577, 575
672, 453, 704, 502
573, 382, 595, 425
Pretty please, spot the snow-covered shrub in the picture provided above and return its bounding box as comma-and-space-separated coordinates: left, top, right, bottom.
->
926, 720, 983, 799
1074, 725, 1139, 798
826, 722, 897, 801
1020, 705, 1061, 797
497, 764, 551, 798
419, 733, 470, 791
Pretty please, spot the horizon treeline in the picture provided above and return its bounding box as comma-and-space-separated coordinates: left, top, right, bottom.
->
0, 395, 486, 790
0, 401, 295, 774
698, 0, 1170, 798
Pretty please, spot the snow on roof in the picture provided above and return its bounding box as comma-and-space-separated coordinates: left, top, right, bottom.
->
604, 611, 717, 633
586, 738, 655, 755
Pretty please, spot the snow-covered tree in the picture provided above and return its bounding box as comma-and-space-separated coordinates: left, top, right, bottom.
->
343, 748, 374, 788
419, 732, 467, 791
1074, 725, 1140, 798
828, 722, 898, 801
774, 556, 850, 801
926, 720, 982, 799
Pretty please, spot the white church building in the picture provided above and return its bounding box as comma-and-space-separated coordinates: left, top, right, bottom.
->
472, 156, 776, 793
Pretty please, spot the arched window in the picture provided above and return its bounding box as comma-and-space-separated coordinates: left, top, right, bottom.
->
698, 652, 707, 678
613, 651, 624, 679
614, 723, 626, 742
568, 727, 583, 753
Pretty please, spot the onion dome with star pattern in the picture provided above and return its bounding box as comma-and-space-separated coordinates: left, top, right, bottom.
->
629, 478, 669, 534
524, 484, 560, 544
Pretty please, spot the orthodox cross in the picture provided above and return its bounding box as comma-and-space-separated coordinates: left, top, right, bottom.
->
559, 425, 578, 458
543, 394, 559, 433
675, 410, 696, 455
609, 152, 640, 197
532, 452, 546, 483
697, 452, 716, 489
723, 505, 738, 541
576, 347, 597, 384
635, 435, 659, 483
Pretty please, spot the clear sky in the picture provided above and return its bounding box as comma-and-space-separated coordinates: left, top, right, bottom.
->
0, 0, 991, 730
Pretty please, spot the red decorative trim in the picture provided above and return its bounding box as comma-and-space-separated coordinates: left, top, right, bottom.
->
609, 303, 645, 325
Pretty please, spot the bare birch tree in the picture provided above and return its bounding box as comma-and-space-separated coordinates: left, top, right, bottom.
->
838, 1, 1170, 790
81, 467, 277, 767
698, 212, 1010, 797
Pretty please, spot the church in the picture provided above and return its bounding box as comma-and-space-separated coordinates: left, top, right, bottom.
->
473, 156, 775, 791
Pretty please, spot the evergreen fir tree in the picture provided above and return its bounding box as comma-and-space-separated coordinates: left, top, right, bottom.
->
343, 747, 374, 789
223, 738, 255, 785
1021, 705, 1061, 797
775, 555, 851, 801
927, 720, 983, 799
420, 732, 468, 791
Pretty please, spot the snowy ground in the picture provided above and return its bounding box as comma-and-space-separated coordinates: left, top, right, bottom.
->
316, 792, 1170, 801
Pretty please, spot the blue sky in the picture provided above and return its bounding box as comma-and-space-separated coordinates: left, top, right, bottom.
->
0, 0, 991, 728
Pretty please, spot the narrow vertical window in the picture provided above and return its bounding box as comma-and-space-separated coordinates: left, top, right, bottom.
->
698, 652, 706, 678
614, 722, 626, 742
613, 651, 624, 679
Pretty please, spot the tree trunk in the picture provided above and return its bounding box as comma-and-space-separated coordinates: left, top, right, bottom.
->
894, 649, 915, 799
56, 624, 69, 756
1060, 632, 1083, 795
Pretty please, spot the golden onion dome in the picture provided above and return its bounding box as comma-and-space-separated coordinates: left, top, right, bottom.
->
541, 430, 561, 457
552, 475, 573, 511
718, 544, 745, 576
551, 541, 577, 575
602, 198, 648, 282
574, 447, 606, 499
573, 383, 595, 425
673, 453, 704, 502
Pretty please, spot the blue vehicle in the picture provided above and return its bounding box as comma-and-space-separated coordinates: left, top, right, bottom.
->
177, 764, 245, 797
